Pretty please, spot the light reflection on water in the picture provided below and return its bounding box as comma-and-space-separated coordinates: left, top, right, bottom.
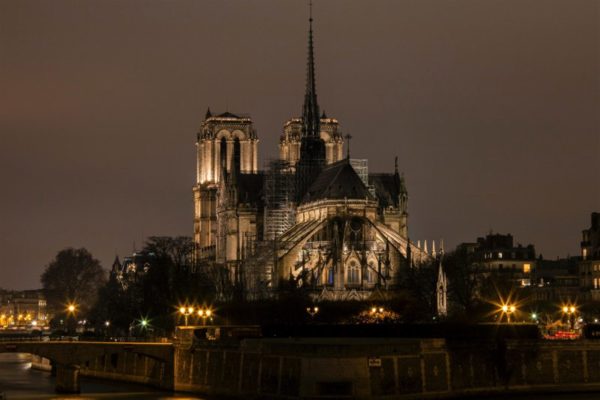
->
0, 353, 203, 400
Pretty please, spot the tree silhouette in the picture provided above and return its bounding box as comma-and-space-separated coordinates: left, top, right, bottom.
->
41, 247, 106, 317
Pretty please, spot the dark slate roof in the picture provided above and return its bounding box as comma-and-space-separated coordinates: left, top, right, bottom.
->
217, 111, 241, 118
303, 160, 375, 203
237, 173, 265, 206
369, 173, 400, 208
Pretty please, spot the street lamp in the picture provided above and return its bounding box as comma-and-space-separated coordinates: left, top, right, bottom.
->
197, 308, 212, 325
179, 306, 195, 326
306, 306, 319, 318
500, 304, 516, 323
531, 313, 538, 322
370, 306, 385, 315
562, 304, 577, 330
65, 303, 78, 334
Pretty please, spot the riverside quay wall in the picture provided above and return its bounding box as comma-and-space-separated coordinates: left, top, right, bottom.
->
22, 327, 600, 398
173, 326, 600, 399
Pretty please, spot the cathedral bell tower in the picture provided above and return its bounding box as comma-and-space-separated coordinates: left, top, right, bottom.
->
193, 110, 258, 256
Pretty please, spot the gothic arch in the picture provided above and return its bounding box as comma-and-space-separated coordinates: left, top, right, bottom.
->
216, 129, 232, 140
231, 129, 247, 140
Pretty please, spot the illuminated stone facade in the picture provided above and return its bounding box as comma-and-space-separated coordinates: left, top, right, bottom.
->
192, 15, 433, 300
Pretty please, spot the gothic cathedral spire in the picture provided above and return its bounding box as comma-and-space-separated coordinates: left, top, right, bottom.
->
302, 1, 320, 138
296, 1, 326, 203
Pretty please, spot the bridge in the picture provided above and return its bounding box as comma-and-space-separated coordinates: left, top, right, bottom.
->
0, 340, 174, 393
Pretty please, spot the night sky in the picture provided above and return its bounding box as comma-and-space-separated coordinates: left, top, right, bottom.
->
1, 1, 598, 290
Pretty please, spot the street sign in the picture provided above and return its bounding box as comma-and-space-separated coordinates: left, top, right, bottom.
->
368, 357, 381, 367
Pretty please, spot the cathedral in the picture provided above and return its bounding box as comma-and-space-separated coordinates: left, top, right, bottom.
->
192, 12, 436, 301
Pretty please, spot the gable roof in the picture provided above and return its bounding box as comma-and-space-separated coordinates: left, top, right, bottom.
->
302, 159, 375, 203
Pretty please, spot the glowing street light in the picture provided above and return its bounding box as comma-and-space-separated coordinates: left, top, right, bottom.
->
197, 308, 212, 325
562, 304, 577, 330
66, 303, 77, 314
179, 306, 195, 326
306, 306, 319, 318
500, 304, 517, 323
531, 313, 538, 321
370, 306, 385, 315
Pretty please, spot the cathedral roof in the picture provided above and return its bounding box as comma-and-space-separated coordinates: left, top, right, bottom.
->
303, 159, 375, 203
216, 111, 242, 119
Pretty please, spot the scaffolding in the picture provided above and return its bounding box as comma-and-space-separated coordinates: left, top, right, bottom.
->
349, 158, 376, 197
264, 159, 296, 241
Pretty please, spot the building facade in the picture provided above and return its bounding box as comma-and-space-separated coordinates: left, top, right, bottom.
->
578, 213, 600, 299
0, 289, 49, 328
192, 14, 432, 300
459, 233, 536, 286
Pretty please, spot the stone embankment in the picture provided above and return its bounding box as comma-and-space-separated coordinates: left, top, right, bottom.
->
24, 326, 600, 398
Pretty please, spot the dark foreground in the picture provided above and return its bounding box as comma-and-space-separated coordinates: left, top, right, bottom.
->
0, 353, 202, 400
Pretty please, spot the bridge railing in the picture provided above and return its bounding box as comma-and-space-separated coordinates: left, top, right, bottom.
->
0, 336, 172, 343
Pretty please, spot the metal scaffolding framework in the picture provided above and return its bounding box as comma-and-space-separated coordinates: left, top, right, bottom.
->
264, 159, 296, 241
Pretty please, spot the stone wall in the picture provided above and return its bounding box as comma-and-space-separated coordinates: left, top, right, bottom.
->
173, 334, 600, 399
31, 350, 169, 389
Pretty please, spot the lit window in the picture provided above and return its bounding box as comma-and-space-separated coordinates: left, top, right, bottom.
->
523, 264, 531, 274
498, 252, 503, 259
347, 261, 360, 284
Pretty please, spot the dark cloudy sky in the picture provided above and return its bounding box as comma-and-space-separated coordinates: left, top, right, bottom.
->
1, 0, 598, 290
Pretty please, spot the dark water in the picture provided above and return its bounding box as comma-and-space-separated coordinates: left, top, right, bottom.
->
0, 353, 203, 400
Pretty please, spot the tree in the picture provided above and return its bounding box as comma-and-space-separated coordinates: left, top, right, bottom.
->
444, 247, 485, 318
41, 247, 106, 316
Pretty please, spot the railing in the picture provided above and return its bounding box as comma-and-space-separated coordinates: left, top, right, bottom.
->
0, 336, 172, 343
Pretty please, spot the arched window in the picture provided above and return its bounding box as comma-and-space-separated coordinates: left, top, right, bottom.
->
220, 137, 227, 171
233, 137, 241, 172
327, 268, 334, 285
347, 261, 360, 284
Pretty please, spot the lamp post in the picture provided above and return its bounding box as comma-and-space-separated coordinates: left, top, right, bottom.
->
306, 306, 319, 318
370, 306, 385, 315
562, 305, 576, 330
65, 303, 77, 334
197, 308, 212, 326
501, 304, 516, 323
179, 306, 195, 326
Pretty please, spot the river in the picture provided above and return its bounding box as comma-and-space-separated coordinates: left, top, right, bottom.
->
0, 353, 203, 400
